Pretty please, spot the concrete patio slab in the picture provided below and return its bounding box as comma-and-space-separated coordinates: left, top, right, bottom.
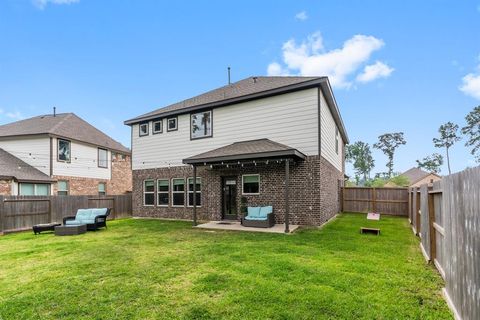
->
195, 221, 299, 234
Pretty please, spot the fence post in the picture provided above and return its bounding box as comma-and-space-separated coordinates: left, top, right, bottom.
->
428, 190, 436, 263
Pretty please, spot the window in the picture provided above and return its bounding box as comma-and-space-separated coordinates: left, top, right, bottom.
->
187, 177, 201, 206
58, 181, 69, 195
98, 148, 108, 168
19, 183, 50, 196
172, 178, 185, 206
57, 139, 71, 162
335, 127, 339, 155
153, 119, 163, 134
167, 117, 178, 131
144, 180, 155, 206
191, 110, 212, 139
98, 183, 106, 196
139, 122, 149, 136
242, 174, 260, 195
157, 179, 169, 206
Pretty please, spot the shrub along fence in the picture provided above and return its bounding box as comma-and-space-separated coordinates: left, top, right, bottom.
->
0, 194, 132, 234
341, 187, 408, 216
409, 167, 480, 320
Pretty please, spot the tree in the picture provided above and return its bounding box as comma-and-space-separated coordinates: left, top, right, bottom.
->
462, 106, 480, 163
416, 153, 444, 174
373, 132, 406, 178
433, 122, 461, 174
345, 141, 375, 184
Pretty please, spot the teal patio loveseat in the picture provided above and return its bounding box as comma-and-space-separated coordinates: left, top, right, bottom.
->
241, 206, 275, 228
63, 208, 111, 231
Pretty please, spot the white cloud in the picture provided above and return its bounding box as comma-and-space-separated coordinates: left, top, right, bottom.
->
459, 56, 480, 100
6, 111, 23, 120
32, 0, 80, 9
356, 61, 394, 83
267, 32, 393, 88
295, 11, 308, 21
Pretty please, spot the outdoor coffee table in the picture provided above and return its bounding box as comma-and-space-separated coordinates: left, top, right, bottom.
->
55, 224, 87, 236
32, 223, 61, 235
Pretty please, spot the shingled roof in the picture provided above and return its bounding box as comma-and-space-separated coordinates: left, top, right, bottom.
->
183, 139, 306, 164
0, 149, 54, 183
0, 113, 130, 154
401, 167, 441, 185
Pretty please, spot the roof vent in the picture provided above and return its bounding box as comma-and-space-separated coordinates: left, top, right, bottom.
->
253, 77, 258, 83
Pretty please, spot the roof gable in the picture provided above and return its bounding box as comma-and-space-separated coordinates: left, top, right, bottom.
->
0, 113, 130, 154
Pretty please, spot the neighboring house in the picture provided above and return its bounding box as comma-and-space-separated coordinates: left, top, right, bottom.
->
0, 148, 55, 195
0, 113, 132, 196
125, 76, 349, 226
401, 167, 441, 187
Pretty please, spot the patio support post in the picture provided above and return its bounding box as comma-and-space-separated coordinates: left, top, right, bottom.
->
192, 165, 197, 226
285, 159, 290, 233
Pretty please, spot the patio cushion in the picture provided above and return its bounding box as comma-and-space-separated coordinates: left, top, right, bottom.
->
247, 207, 261, 217
90, 208, 108, 219
76, 209, 92, 220
259, 206, 272, 218
80, 219, 95, 224
65, 220, 82, 225
245, 215, 267, 221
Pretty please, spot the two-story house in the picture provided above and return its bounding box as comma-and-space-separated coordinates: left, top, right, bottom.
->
0, 113, 132, 196
125, 76, 348, 226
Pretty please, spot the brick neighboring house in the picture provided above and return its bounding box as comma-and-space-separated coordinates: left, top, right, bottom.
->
0, 113, 132, 196
125, 76, 349, 227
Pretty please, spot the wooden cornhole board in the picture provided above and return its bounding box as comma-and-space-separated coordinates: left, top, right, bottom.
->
360, 227, 380, 235
367, 212, 380, 220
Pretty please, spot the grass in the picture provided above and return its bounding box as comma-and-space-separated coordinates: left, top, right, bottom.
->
0, 213, 451, 319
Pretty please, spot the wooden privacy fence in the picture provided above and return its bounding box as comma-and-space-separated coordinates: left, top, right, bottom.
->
341, 187, 408, 216
409, 167, 480, 320
0, 194, 132, 233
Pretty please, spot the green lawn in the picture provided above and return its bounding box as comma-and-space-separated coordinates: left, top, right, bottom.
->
0, 213, 451, 320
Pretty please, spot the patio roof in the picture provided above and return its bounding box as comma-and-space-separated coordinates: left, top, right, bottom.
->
182, 139, 306, 165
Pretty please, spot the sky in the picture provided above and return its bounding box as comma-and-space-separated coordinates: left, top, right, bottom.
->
0, 0, 479, 177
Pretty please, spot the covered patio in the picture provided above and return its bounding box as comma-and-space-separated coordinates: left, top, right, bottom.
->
183, 139, 306, 233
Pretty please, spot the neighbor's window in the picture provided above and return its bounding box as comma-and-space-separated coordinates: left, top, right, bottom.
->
139, 122, 149, 136
144, 180, 155, 206
172, 178, 185, 206
19, 183, 50, 196
153, 119, 163, 134
335, 127, 339, 155
157, 179, 169, 206
191, 110, 212, 139
58, 180, 69, 195
98, 183, 106, 196
98, 148, 108, 168
242, 174, 260, 195
167, 117, 178, 131
187, 177, 201, 206
57, 139, 71, 162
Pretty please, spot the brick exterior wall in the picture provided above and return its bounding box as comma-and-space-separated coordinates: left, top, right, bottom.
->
132, 155, 343, 226
0, 179, 12, 195
52, 153, 132, 195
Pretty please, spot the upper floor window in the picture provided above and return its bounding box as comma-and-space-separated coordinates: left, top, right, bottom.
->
191, 110, 212, 139
167, 117, 178, 131
335, 127, 339, 155
98, 183, 106, 196
58, 139, 71, 162
153, 119, 163, 134
139, 122, 149, 136
98, 148, 108, 168
58, 181, 69, 195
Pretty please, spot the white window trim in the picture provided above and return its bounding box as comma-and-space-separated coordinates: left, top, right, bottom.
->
171, 177, 185, 207
157, 179, 169, 207
98, 182, 107, 196
98, 148, 108, 168
153, 120, 163, 134
58, 180, 69, 195
139, 122, 149, 137
167, 117, 178, 131
187, 177, 202, 207
242, 174, 260, 195
143, 179, 155, 206
19, 183, 51, 196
